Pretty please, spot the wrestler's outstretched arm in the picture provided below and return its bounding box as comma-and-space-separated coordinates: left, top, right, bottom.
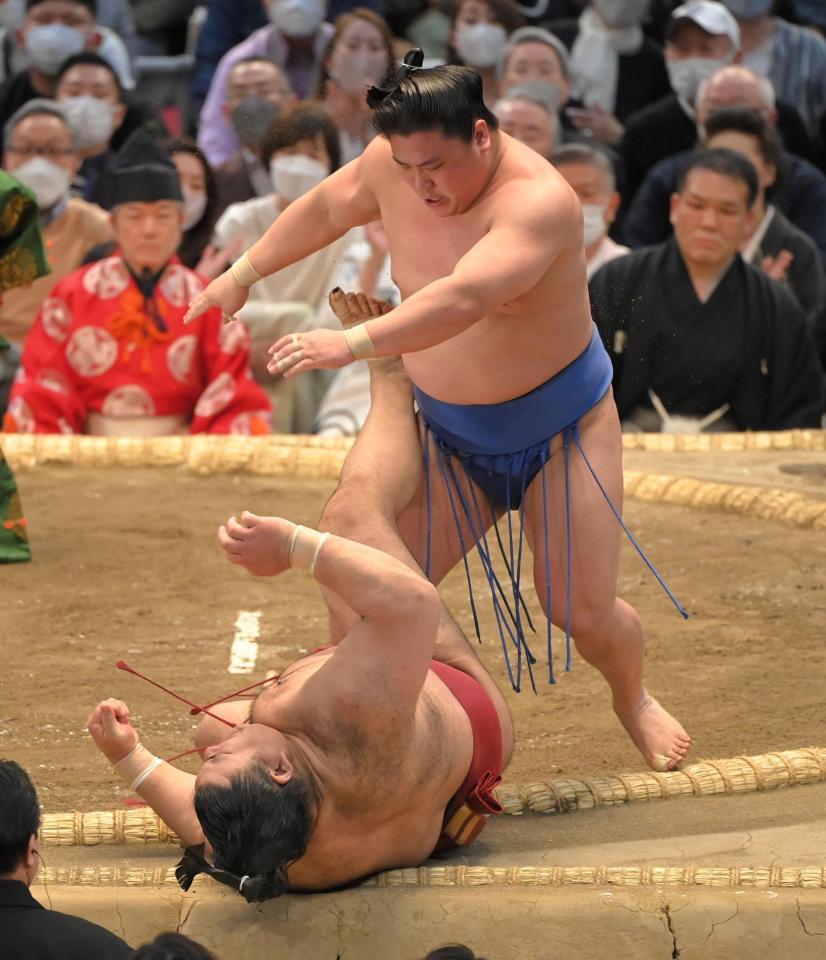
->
268, 183, 574, 377
183, 149, 381, 325
87, 698, 204, 845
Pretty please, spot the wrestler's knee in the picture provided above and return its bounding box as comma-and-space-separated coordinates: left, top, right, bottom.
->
567, 597, 624, 652
318, 476, 375, 537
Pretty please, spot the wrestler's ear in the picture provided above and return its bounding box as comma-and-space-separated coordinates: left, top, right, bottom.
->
269, 752, 294, 785
473, 119, 492, 153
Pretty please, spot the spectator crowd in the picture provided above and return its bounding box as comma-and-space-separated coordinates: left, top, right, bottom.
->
1, 0, 825, 438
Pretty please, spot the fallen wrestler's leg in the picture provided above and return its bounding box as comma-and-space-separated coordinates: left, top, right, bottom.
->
522, 393, 691, 772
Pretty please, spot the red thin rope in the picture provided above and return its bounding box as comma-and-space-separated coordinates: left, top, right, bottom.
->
116, 660, 236, 728
189, 674, 279, 715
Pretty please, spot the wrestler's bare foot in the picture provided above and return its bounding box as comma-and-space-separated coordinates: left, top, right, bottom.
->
616, 691, 692, 772
328, 287, 402, 376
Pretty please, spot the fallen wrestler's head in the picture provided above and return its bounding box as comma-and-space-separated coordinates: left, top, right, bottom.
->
368, 49, 500, 217
186, 723, 319, 903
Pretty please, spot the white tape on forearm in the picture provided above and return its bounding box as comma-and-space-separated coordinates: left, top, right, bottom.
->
343, 323, 376, 360
289, 525, 330, 575
112, 743, 163, 791
230, 252, 264, 288
132, 756, 164, 791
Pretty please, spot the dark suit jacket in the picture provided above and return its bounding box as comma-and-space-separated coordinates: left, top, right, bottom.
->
620, 94, 817, 206
0, 879, 133, 959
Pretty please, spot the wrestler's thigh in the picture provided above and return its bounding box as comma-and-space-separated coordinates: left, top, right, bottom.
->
522, 394, 623, 633
396, 435, 505, 586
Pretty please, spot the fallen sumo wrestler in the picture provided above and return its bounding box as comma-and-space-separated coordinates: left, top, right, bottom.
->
87, 356, 515, 901
183, 48, 692, 773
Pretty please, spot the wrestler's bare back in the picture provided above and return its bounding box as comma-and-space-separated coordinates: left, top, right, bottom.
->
367, 133, 593, 403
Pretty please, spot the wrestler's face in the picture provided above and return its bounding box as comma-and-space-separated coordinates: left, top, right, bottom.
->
389, 122, 495, 216
196, 723, 294, 788
670, 168, 753, 268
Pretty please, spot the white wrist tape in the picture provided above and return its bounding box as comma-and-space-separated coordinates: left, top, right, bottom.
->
112, 743, 164, 792
343, 323, 376, 360
230, 252, 264, 288
289, 525, 330, 575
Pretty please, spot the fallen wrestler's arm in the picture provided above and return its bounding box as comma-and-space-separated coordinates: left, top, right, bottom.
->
87, 698, 204, 845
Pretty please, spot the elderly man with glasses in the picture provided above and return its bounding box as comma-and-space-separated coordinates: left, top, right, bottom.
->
0, 98, 112, 350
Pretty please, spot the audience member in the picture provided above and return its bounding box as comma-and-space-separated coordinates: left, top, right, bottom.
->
721, 0, 826, 135
132, 932, 217, 960
622, 66, 826, 259
448, 0, 524, 105
0, 99, 112, 347
553, 142, 629, 277
4, 130, 271, 436
0, 0, 134, 124
548, 0, 672, 146
621, 0, 740, 203
406, 0, 452, 60
0, 758, 133, 958
212, 57, 295, 216
191, 0, 269, 114
498, 24, 570, 98
130, 0, 198, 56
590, 148, 823, 431
424, 947, 488, 960
197, 0, 335, 168
780, 1, 826, 32
493, 81, 559, 158
704, 107, 824, 326
168, 139, 219, 271
213, 104, 349, 431
316, 7, 394, 163
55, 52, 125, 206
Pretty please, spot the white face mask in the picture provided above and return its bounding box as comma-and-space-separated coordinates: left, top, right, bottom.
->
593, 0, 650, 29
24, 23, 86, 76
454, 23, 508, 69
329, 50, 387, 95
582, 202, 608, 246
181, 187, 208, 231
12, 156, 71, 210
268, 0, 326, 38
666, 56, 730, 106
60, 95, 116, 149
270, 153, 328, 201
0, 0, 25, 32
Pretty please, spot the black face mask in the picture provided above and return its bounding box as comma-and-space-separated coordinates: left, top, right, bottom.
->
231, 96, 280, 149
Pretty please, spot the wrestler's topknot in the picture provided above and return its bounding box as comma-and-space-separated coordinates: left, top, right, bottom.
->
368, 49, 499, 143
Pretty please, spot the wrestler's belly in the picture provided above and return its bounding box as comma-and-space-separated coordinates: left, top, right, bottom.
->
403, 306, 593, 405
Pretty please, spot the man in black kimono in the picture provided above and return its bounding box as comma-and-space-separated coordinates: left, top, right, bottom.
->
590, 147, 824, 432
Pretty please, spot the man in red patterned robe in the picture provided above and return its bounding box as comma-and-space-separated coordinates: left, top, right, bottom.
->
3, 131, 271, 437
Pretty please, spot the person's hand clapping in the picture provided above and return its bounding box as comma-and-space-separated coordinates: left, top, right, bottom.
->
184, 267, 249, 325
761, 249, 794, 283
266, 328, 354, 378
87, 698, 140, 764
218, 512, 295, 577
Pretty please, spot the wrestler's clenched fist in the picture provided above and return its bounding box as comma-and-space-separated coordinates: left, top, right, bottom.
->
87, 698, 139, 764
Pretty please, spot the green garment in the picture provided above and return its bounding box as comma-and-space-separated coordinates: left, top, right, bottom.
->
0, 171, 50, 294
0, 170, 49, 563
